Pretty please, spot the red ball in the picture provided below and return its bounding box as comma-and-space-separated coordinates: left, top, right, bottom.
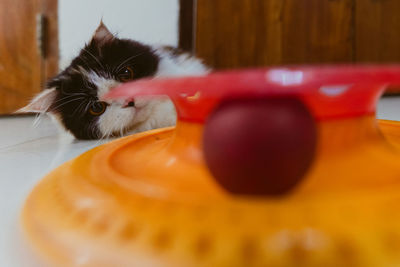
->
202, 97, 317, 196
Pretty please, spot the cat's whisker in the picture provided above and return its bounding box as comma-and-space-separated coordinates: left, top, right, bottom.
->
113, 52, 145, 73
104, 130, 111, 140
119, 124, 124, 137
53, 94, 87, 104
54, 93, 84, 100
109, 118, 121, 138
54, 91, 88, 100
99, 120, 111, 140
72, 101, 88, 117
90, 123, 100, 140
121, 121, 131, 137
80, 99, 96, 118
82, 48, 106, 70
53, 97, 85, 107
81, 78, 92, 91
93, 136, 104, 147
108, 123, 115, 138
77, 58, 93, 73
112, 116, 122, 137
83, 100, 93, 113
105, 65, 112, 78
51, 97, 86, 111
93, 129, 102, 142
32, 113, 43, 128
61, 92, 87, 97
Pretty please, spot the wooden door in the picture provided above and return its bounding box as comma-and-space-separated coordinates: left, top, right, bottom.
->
355, 0, 400, 63
188, 0, 400, 69
0, 0, 58, 114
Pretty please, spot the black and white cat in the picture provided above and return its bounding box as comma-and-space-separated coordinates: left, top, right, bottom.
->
20, 22, 209, 139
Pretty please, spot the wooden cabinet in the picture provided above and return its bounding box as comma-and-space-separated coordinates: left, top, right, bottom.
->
185, 0, 400, 69
0, 0, 58, 114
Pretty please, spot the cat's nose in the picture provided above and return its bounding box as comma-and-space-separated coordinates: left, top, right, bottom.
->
122, 98, 135, 108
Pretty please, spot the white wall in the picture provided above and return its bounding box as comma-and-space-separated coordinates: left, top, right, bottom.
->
59, 0, 179, 68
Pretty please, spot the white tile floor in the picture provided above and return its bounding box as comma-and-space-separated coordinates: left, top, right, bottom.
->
0, 115, 107, 266
1, 97, 400, 266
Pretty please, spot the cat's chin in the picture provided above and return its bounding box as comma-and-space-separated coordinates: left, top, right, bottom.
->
121, 98, 177, 136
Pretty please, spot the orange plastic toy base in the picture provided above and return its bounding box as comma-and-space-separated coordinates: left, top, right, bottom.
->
22, 66, 400, 266
22, 118, 400, 266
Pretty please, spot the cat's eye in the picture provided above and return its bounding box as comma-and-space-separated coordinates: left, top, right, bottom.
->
89, 101, 107, 116
117, 66, 135, 82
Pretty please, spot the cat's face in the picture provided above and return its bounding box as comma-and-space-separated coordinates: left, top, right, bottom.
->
22, 23, 172, 139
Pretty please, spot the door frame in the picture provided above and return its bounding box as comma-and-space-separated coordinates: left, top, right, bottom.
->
178, 0, 195, 53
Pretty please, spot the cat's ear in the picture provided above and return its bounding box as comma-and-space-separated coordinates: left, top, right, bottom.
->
17, 88, 58, 113
91, 21, 114, 45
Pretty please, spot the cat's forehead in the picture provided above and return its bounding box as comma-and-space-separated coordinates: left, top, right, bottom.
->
48, 69, 95, 94
47, 37, 159, 94
84, 38, 154, 65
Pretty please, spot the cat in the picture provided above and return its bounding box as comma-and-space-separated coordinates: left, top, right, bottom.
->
19, 22, 209, 139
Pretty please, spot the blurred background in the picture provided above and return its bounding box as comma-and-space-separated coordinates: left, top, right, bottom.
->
1, 1, 400, 266
1, 0, 400, 114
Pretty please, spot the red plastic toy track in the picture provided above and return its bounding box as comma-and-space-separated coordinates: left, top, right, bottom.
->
106, 65, 400, 122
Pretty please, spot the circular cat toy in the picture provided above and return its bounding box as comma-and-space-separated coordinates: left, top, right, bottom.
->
22, 66, 400, 266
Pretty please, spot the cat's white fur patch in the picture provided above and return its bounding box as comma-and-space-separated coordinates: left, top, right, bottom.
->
153, 46, 210, 78
98, 97, 176, 137
97, 103, 136, 137
86, 71, 121, 99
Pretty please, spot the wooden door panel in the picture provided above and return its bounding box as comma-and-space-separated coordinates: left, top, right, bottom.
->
0, 0, 58, 114
196, 0, 284, 69
355, 0, 400, 63
281, 0, 353, 64
196, 0, 354, 69
0, 0, 41, 113
42, 0, 59, 83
